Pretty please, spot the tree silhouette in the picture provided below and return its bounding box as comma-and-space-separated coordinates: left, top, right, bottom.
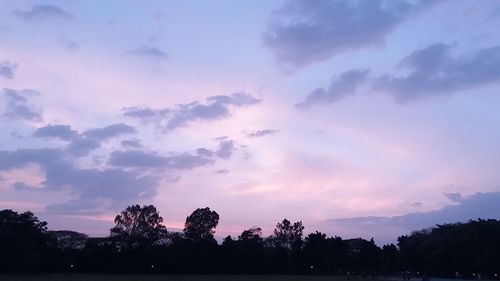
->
239, 227, 263, 243
0, 209, 49, 272
183, 207, 219, 242
381, 243, 400, 272
3, 206, 500, 276
272, 219, 304, 250
397, 219, 500, 276
110, 204, 167, 249
303, 231, 329, 272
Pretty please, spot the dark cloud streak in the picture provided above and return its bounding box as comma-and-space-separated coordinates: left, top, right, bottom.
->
375, 43, 500, 102
296, 69, 370, 108
82, 123, 136, 140
33, 123, 137, 157
264, 0, 437, 67
34, 124, 78, 141
298, 43, 500, 108
247, 129, 281, 138
108, 139, 236, 169
329, 192, 500, 232
129, 46, 168, 59
123, 92, 261, 131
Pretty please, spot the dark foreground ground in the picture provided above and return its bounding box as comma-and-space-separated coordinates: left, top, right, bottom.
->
0, 275, 484, 281
0, 274, 366, 281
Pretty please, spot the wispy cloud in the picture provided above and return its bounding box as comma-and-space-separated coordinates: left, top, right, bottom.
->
0, 61, 17, 79
215, 140, 235, 159
123, 92, 261, 131
108, 138, 236, 169
1, 88, 42, 122
59, 36, 79, 50
444, 192, 463, 203
14, 4, 73, 22
247, 129, 281, 138
296, 69, 370, 109
122, 106, 169, 124
129, 45, 168, 59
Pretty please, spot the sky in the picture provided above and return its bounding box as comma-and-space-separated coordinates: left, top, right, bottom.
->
1, 0, 500, 245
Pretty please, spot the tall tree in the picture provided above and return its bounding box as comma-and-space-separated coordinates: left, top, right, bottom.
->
303, 231, 329, 272
110, 204, 167, 249
272, 219, 304, 250
183, 207, 219, 242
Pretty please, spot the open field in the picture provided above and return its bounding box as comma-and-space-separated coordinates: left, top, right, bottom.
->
0, 274, 358, 281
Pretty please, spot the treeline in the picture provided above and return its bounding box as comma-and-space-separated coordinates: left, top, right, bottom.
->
1, 205, 500, 276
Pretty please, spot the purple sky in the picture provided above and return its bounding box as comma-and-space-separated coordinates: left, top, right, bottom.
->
1, 0, 500, 245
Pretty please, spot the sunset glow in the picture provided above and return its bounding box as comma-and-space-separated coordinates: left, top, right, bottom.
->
1, 0, 500, 245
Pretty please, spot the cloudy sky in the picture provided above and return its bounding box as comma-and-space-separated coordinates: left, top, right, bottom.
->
1, 0, 500, 245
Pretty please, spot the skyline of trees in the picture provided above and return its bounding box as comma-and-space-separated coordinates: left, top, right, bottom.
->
1, 205, 500, 276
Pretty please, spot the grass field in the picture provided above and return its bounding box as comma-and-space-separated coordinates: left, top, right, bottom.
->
0, 274, 357, 281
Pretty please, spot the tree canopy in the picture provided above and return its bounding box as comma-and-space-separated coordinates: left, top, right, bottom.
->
0, 209, 49, 272
271, 218, 304, 250
183, 207, 219, 242
239, 227, 263, 243
110, 204, 167, 249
